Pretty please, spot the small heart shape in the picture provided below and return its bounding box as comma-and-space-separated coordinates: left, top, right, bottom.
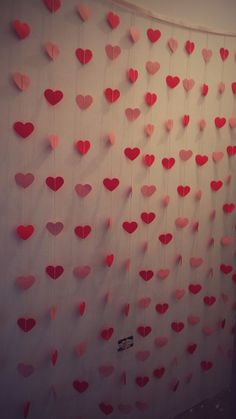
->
168, 38, 178, 53
48, 134, 59, 149
44, 42, 60, 60
76, 3, 91, 21
129, 26, 140, 42
12, 72, 30, 91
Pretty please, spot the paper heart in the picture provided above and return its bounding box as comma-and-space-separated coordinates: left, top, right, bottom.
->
76, 3, 91, 21
15, 173, 34, 188
100, 328, 114, 340
136, 350, 150, 361
49, 306, 57, 320
182, 114, 190, 126
73, 380, 89, 393
143, 154, 155, 167
140, 212, 156, 224
73, 265, 91, 279
44, 0, 61, 12
106, 132, 116, 145
103, 178, 119, 191
105, 254, 114, 267
48, 134, 59, 149
199, 119, 206, 130
17, 317, 36, 332
17, 363, 34, 377
50, 349, 58, 365
44, 42, 60, 60
12, 72, 30, 91
12, 20, 31, 39
229, 117, 236, 128
46, 265, 64, 279
138, 297, 151, 309
212, 151, 224, 162
99, 403, 114, 415
122, 221, 138, 234
215, 117, 226, 128
231, 82, 236, 94
220, 264, 232, 274
190, 257, 203, 268
145, 123, 154, 137
177, 185, 190, 197
168, 37, 178, 53
158, 233, 173, 245
75, 140, 91, 155
157, 269, 170, 279
75, 48, 92, 64
122, 303, 130, 316
175, 217, 189, 228
135, 401, 148, 411
183, 78, 195, 91
179, 149, 192, 161
185, 40, 195, 54
202, 48, 212, 62
202, 326, 214, 336
188, 315, 200, 325
221, 236, 233, 246
16, 225, 34, 240
155, 303, 169, 314
145, 92, 157, 106
232, 274, 236, 284
201, 361, 213, 371
99, 365, 114, 377
136, 376, 150, 388
44, 89, 63, 105
203, 296, 216, 306
46, 222, 64, 235
146, 60, 160, 75
46, 176, 64, 191
127, 68, 138, 83
107, 11, 120, 29
171, 322, 184, 332
13, 121, 34, 138
166, 75, 180, 88
195, 154, 208, 166
210, 180, 223, 191
189, 284, 202, 294
74, 341, 87, 357
137, 325, 152, 337
162, 195, 170, 206
176, 254, 182, 265
218, 82, 225, 93
155, 336, 168, 347
125, 108, 140, 121
129, 26, 140, 42
165, 119, 173, 131
15, 275, 36, 290
74, 225, 91, 239
141, 184, 156, 197
76, 94, 93, 110
227, 145, 236, 156
153, 367, 166, 378
192, 221, 199, 231
147, 28, 161, 43
124, 147, 140, 160
78, 302, 86, 316
139, 270, 153, 281
162, 157, 175, 169
220, 47, 229, 61
104, 88, 120, 103
186, 343, 197, 354
105, 44, 121, 60
195, 189, 202, 201
223, 203, 235, 213
201, 83, 208, 96
75, 183, 92, 197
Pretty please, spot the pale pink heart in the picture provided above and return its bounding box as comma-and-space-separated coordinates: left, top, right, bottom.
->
125, 107, 140, 121
73, 266, 91, 279
221, 236, 233, 246
212, 151, 224, 162
157, 269, 170, 279
48, 134, 59, 149
105, 44, 121, 60
229, 117, 236, 128
74, 342, 87, 357
168, 37, 178, 53
138, 297, 151, 308
162, 195, 170, 206
136, 350, 150, 361
17, 363, 34, 377
179, 149, 193, 161
76, 94, 93, 109
15, 173, 34, 188
190, 257, 203, 267
141, 185, 156, 197
13, 72, 30, 91
15, 275, 36, 290
50, 306, 57, 320
218, 82, 225, 93
175, 217, 189, 228
175, 289, 185, 300
118, 404, 132, 414
46, 222, 64, 235
99, 365, 114, 377
199, 119, 206, 130
107, 132, 116, 145
202, 326, 214, 335
183, 78, 195, 91
146, 61, 160, 75
195, 190, 202, 201
129, 26, 140, 42
221, 293, 229, 303
76, 3, 91, 21
202, 48, 212, 62
165, 119, 173, 132
75, 183, 92, 197
155, 336, 168, 348
145, 124, 154, 137
192, 221, 199, 232
44, 42, 60, 60
188, 315, 200, 325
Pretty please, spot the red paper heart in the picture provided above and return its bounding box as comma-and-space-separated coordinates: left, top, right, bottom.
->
46, 265, 64, 279
201, 83, 208, 96
166, 75, 180, 88
99, 365, 114, 377
122, 221, 138, 234
155, 303, 169, 314
105, 44, 121, 60
44, 89, 63, 105
73, 380, 89, 393
13, 121, 34, 138
143, 154, 155, 167
139, 270, 153, 281
107, 11, 120, 29
104, 88, 120, 103
140, 212, 156, 224
17, 317, 36, 332
189, 284, 202, 294
99, 403, 114, 415
147, 28, 161, 43
136, 376, 149, 387
171, 322, 184, 332
227, 145, 236, 156
145, 92, 157, 106
162, 157, 175, 169
220, 264, 232, 274
75, 184, 92, 197
76, 94, 93, 110
203, 296, 216, 306
201, 361, 213, 371
15, 173, 34, 188
100, 328, 114, 340
78, 302, 86, 316
75, 48, 93, 64
50, 349, 58, 365
16, 225, 34, 240
105, 254, 114, 267
153, 367, 165, 378
158, 233, 173, 245
231, 82, 236, 94
127, 68, 138, 83
12, 20, 31, 39
182, 114, 190, 126
74, 225, 91, 239
219, 48, 229, 61
210, 180, 223, 191
75, 140, 90, 155
137, 326, 152, 337
17, 363, 34, 377
215, 117, 226, 128
103, 178, 119, 191
46, 222, 64, 236
73, 266, 91, 279
185, 40, 195, 54
177, 185, 190, 197
187, 343, 197, 354
195, 154, 208, 166
43, 0, 61, 12
141, 185, 156, 197
125, 108, 140, 121
46, 176, 64, 191
15, 275, 36, 290
124, 147, 140, 160
223, 203, 235, 213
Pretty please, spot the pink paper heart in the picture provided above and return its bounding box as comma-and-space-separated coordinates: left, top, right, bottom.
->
188, 315, 200, 325
229, 117, 236, 128
190, 257, 203, 268
138, 297, 151, 308
17, 363, 34, 377
74, 342, 87, 357
168, 37, 178, 53
199, 119, 206, 130
48, 134, 59, 149
76, 94, 93, 110
202, 48, 212, 62
46, 222, 64, 235
165, 119, 173, 132
125, 107, 140, 121
105, 44, 121, 60
141, 185, 156, 197
122, 303, 130, 316
175, 289, 185, 299
12, 72, 30, 91
73, 265, 91, 279
221, 236, 233, 246
218, 82, 225, 93
179, 149, 193, 161
175, 217, 189, 228
99, 365, 114, 377
202, 326, 214, 335
15, 275, 36, 290
44, 42, 60, 60
136, 350, 150, 361
212, 151, 224, 162
75, 183, 92, 197
162, 195, 170, 207
50, 306, 57, 320
146, 61, 160, 75
183, 78, 195, 91
157, 269, 170, 279
76, 3, 91, 21
155, 336, 168, 347
129, 26, 140, 42
195, 190, 202, 201
107, 132, 116, 144
145, 124, 154, 137
15, 173, 34, 188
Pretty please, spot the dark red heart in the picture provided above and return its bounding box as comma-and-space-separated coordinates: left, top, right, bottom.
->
143, 154, 155, 167
145, 92, 157, 106
201, 83, 208, 96
46, 176, 64, 191
182, 114, 190, 126
231, 82, 236, 94
147, 28, 161, 43
103, 178, 119, 191
187, 343, 197, 354
124, 147, 140, 160
137, 326, 152, 337
171, 322, 184, 332
220, 264, 232, 274
166, 75, 180, 88
162, 157, 175, 169
223, 203, 235, 213
201, 360, 213, 371
155, 303, 169, 314
219, 48, 229, 61
210, 180, 223, 191
75, 48, 93, 64
12, 20, 31, 39
16, 225, 34, 240
105, 254, 114, 267
13, 121, 35, 138
140, 212, 156, 224
158, 233, 173, 245
127, 68, 138, 83
51, 349, 58, 366
75, 140, 90, 155
153, 367, 165, 378
215, 117, 226, 128
177, 185, 190, 197
104, 88, 120, 103
100, 328, 114, 340
122, 221, 138, 233
46, 265, 64, 279
17, 317, 36, 332
195, 154, 208, 166
43, 0, 61, 12
74, 225, 91, 239
203, 296, 216, 306
73, 380, 89, 393
99, 402, 114, 415
107, 11, 120, 29
135, 376, 149, 387
227, 145, 236, 156
189, 284, 202, 294
185, 40, 195, 54
139, 270, 153, 281
44, 89, 63, 105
